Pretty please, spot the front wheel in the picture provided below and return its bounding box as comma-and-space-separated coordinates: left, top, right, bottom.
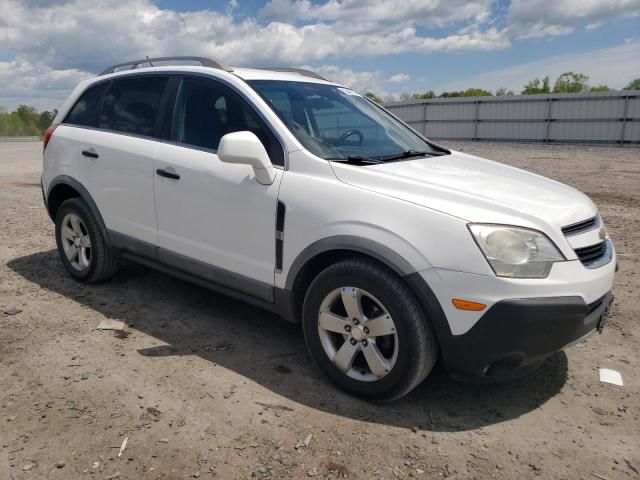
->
302, 258, 438, 402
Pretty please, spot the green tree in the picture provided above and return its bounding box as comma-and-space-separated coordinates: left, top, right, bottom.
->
0, 105, 54, 136
522, 76, 551, 94
411, 90, 436, 99
495, 87, 514, 96
439, 88, 492, 98
463, 88, 492, 97
623, 78, 640, 90
439, 91, 461, 98
553, 72, 589, 93
38, 109, 58, 131
364, 92, 383, 104
589, 85, 610, 92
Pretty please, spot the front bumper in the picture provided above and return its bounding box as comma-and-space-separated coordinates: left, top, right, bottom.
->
407, 255, 616, 382
438, 291, 613, 381
422, 257, 616, 336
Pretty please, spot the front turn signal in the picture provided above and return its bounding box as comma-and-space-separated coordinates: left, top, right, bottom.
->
452, 299, 487, 311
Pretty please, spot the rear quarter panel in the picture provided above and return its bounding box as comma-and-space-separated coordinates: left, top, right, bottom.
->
44, 126, 159, 245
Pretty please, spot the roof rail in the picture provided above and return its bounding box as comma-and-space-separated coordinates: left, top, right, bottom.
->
98, 56, 231, 76
259, 68, 329, 81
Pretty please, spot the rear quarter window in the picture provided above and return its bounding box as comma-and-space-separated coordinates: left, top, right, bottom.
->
64, 83, 108, 127
99, 76, 168, 137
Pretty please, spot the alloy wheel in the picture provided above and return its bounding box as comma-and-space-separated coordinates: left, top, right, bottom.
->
60, 213, 92, 271
317, 287, 399, 382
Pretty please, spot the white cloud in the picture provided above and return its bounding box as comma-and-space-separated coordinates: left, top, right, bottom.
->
388, 73, 410, 84
304, 66, 411, 97
437, 41, 640, 93
0, 0, 509, 73
260, 0, 494, 32
1, 0, 638, 109
226, 0, 238, 15
515, 23, 574, 40
0, 0, 511, 109
508, 0, 640, 39
0, 60, 91, 111
309, 65, 387, 94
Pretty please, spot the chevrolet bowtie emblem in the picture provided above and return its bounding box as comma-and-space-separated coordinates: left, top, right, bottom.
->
599, 227, 607, 240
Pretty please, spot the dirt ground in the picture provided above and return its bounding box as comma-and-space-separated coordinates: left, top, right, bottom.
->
1, 140, 639, 480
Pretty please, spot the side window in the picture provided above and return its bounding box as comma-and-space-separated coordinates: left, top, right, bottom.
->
99, 76, 168, 137
171, 77, 284, 167
64, 83, 107, 127
259, 89, 295, 124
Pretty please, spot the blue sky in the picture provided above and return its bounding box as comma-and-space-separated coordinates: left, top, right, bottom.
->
1, 0, 639, 110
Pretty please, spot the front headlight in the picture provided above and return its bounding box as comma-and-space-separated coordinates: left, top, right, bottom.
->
468, 224, 565, 278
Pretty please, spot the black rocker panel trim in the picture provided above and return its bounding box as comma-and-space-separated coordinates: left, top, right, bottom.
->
109, 230, 274, 303
120, 250, 292, 318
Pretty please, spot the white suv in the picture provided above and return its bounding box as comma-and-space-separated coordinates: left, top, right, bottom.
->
42, 57, 616, 401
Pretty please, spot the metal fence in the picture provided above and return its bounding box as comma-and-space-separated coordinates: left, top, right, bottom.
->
384, 91, 640, 145
0, 136, 42, 142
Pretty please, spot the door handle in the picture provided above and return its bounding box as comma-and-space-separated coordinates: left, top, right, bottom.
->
81, 149, 99, 159
156, 167, 180, 180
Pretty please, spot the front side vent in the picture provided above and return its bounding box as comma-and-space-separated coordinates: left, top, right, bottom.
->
275, 201, 286, 271
562, 215, 599, 237
276, 201, 286, 232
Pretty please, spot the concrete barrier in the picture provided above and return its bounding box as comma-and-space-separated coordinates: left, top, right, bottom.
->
0, 136, 42, 142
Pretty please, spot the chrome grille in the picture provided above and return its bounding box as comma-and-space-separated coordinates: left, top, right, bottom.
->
561, 215, 599, 236
561, 215, 611, 268
574, 241, 608, 267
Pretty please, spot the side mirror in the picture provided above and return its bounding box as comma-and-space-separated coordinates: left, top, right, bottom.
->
217, 131, 276, 185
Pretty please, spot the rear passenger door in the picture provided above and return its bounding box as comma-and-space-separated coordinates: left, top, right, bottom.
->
67, 75, 170, 246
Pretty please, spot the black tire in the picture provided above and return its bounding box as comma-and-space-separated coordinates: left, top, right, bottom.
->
55, 198, 119, 283
302, 258, 438, 402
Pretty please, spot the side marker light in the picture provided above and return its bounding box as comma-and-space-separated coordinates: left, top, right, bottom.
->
452, 299, 487, 311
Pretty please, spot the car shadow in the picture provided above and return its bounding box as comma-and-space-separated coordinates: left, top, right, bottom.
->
8, 249, 568, 432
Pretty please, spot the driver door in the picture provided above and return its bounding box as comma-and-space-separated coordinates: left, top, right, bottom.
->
153, 76, 285, 300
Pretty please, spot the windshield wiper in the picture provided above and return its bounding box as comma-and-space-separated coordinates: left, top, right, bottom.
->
329, 155, 384, 165
380, 150, 444, 162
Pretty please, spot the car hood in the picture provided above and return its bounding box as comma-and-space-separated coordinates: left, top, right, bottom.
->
330, 150, 597, 230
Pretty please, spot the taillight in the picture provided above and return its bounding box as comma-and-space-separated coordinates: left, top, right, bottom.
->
43, 123, 59, 153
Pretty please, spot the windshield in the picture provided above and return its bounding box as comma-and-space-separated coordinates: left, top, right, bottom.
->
248, 80, 443, 161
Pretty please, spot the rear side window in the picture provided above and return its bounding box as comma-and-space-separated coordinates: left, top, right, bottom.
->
65, 83, 107, 127
171, 77, 284, 166
99, 76, 168, 137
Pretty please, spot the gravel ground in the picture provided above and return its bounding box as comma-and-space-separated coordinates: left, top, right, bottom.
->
1, 141, 639, 479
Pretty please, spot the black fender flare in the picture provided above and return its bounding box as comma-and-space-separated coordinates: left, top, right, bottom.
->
283, 235, 453, 347
284, 235, 416, 291
46, 175, 111, 246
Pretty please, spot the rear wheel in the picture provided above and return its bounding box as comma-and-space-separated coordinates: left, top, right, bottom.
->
302, 258, 438, 401
55, 198, 119, 283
